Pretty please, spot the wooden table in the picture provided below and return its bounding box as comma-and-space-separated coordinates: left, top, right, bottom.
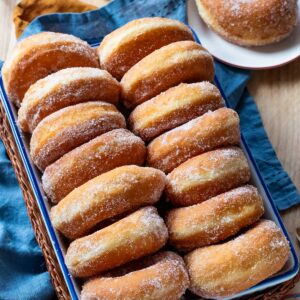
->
1, 0, 300, 295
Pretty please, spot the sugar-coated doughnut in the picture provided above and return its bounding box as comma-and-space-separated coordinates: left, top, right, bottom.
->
195, 0, 298, 46
147, 107, 240, 173
51, 165, 166, 240
185, 220, 290, 299
2, 32, 99, 106
30, 102, 126, 171
166, 147, 251, 207
18, 68, 120, 132
166, 185, 264, 251
42, 129, 146, 203
65, 206, 168, 277
121, 41, 214, 109
98, 17, 194, 80
129, 82, 224, 141
81, 251, 189, 300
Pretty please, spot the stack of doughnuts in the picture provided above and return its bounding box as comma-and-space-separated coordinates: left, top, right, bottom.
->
3, 17, 290, 300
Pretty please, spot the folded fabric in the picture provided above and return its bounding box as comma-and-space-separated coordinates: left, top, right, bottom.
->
13, 0, 98, 38
0, 140, 55, 300
0, 0, 299, 299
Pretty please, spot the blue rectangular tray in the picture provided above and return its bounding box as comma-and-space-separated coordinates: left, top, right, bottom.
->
0, 31, 298, 300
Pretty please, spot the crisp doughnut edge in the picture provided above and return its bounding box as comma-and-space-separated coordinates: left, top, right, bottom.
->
65, 206, 169, 277
50, 165, 167, 240
166, 185, 265, 251
184, 220, 290, 299
81, 251, 190, 300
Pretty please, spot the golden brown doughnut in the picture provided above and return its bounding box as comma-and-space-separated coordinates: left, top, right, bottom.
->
65, 206, 168, 278
128, 82, 224, 141
98, 17, 194, 80
2, 32, 99, 106
18, 67, 120, 132
147, 107, 240, 173
121, 41, 214, 109
195, 0, 298, 46
51, 165, 166, 240
166, 185, 264, 251
185, 220, 290, 299
42, 129, 146, 203
30, 102, 126, 171
81, 251, 189, 300
165, 147, 251, 207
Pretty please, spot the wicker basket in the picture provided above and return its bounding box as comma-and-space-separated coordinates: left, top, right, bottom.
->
0, 99, 299, 299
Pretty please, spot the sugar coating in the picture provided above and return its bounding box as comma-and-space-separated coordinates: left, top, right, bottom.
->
147, 107, 240, 173
196, 0, 298, 46
21, 67, 116, 110
4, 32, 90, 70
185, 219, 290, 299
122, 42, 212, 92
50, 165, 166, 239
169, 147, 247, 186
42, 129, 146, 203
81, 251, 189, 300
129, 82, 224, 141
30, 101, 125, 170
19, 67, 120, 132
166, 185, 264, 250
65, 207, 168, 277
166, 147, 251, 206
121, 41, 214, 108
100, 17, 192, 62
2, 32, 99, 105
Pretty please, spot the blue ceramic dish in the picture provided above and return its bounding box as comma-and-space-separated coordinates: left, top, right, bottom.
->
0, 30, 298, 299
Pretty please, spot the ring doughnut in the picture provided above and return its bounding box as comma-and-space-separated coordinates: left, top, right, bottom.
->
195, 0, 298, 47
121, 41, 214, 109
147, 107, 240, 173
98, 17, 194, 80
65, 206, 168, 277
30, 102, 126, 171
42, 129, 146, 203
81, 251, 189, 300
184, 220, 290, 299
129, 82, 224, 141
2, 32, 99, 106
165, 147, 251, 207
166, 185, 264, 251
18, 67, 120, 132
51, 165, 166, 239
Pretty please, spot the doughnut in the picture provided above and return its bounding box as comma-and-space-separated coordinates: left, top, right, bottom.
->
128, 82, 224, 141
65, 206, 168, 277
42, 129, 146, 203
2, 32, 99, 106
121, 41, 215, 109
184, 220, 290, 299
81, 251, 189, 300
195, 0, 298, 46
147, 107, 240, 173
18, 67, 120, 133
166, 185, 264, 251
165, 147, 251, 207
51, 165, 166, 240
30, 102, 126, 171
98, 17, 194, 80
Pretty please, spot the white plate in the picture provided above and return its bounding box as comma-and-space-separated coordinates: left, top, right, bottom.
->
187, 0, 300, 69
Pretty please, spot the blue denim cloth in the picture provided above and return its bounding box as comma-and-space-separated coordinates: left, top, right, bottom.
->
0, 0, 299, 299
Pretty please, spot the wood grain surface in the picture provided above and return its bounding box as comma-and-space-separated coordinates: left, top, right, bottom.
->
1, 0, 300, 295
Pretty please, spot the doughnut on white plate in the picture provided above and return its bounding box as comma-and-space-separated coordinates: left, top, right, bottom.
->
187, 0, 300, 69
